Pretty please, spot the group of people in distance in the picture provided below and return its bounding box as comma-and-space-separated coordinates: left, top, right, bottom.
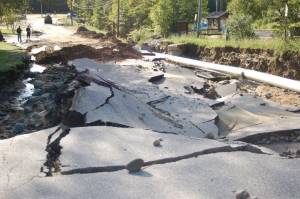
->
17, 25, 31, 42
0, 25, 31, 43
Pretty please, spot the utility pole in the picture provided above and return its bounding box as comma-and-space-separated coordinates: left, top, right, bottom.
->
117, 0, 120, 37
71, 1, 73, 26
197, 0, 202, 37
284, 1, 288, 41
40, 0, 43, 16
24, 0, 28, 16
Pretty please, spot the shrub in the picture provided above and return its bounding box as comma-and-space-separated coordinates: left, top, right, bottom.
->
129, 27, 157, 44
227, 14, 255, 39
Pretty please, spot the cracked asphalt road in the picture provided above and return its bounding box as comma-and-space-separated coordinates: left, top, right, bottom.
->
1, 14, 300, 199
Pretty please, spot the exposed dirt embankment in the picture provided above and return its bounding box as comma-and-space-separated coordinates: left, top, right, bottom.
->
35, 43, 141, 64
145, 41, 300, 80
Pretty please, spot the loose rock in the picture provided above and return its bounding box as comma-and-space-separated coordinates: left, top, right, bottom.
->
153, 138, 163, 147
14, 123, 26, 134
125, 159, 144, 173
265, 92, 273, 99
235, 190, 251, 199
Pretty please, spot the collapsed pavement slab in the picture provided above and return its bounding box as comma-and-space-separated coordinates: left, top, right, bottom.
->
59, 127, 228, 171
216, 94, 300, 140
70, 58, 219, 137
1, 126, 300, 199
0, 127, 57, 196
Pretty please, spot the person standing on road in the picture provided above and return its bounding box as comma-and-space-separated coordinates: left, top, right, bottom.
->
26, 25, 31, 41
17, 26, 22, 42
0, 31, 5, 41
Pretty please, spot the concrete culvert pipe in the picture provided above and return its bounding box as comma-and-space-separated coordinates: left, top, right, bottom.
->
157, 53, 300, 93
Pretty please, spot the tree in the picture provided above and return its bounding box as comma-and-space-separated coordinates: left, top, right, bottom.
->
92, 0, 108, 29
227, 0, 259, 20
227, 14, 255, 39
0, 0, 23, 30
150, 0, 207, 36
266, 0, 300, 38
150, 0, 174, 36
108, 0, 154, 36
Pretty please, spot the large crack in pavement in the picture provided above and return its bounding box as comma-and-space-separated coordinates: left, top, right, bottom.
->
43, 128, 70, 176
41, 71, 130, 177
75, 68, 193, 132
60, 144, 270, 175
94, 85, 114, 110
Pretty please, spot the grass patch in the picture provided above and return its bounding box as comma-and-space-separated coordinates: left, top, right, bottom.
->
0, 42, 25, 72
167, 35, 300, 53
0, 28, 14, 35
84, 25, 107, 35
54, 17, 107, 35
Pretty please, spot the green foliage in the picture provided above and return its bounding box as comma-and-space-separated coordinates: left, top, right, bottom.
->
91, 0, 108, 29
67, 0, 209, 37
266, 0, 300, 37
2, 8, 18, 30
0, 42, 24, 72
0, 0, 24, 30
150, 0, 207, 37
168, 35, 300, 53
228, 0, 300, 39
129, 26, 156, 44
150, 0, 174, 37
227, 14, 255, 39
108, 0, 154, 36
227, 0, 259, 20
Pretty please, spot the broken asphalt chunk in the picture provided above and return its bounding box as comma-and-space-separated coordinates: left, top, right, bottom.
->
148, 74, 165, 83
215, 82, 238, 97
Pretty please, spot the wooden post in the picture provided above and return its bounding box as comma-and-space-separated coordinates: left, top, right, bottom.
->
40, 0, 43, 16
70, 0, 74, 26
117, 0, 120, 37
197, 0, 202, 37
284, 1, 288, 41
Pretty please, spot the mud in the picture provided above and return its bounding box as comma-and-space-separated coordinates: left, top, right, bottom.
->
35, 43, 141, 64
76, 26, 121, 44
75, 26, 105, 39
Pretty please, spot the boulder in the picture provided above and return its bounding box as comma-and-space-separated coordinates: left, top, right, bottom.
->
125, 159, 144, 173
44, 15, 52, 24
14, 123, 26, 134
235, 190, 251, 199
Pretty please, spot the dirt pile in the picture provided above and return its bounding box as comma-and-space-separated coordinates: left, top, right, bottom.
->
76, 26, 121, 44
146, 40, 300, 80
35, 43, 141, 64
76, 26, 105, 39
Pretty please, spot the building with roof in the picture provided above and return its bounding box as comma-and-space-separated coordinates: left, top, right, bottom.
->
207, 0, 228, 33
